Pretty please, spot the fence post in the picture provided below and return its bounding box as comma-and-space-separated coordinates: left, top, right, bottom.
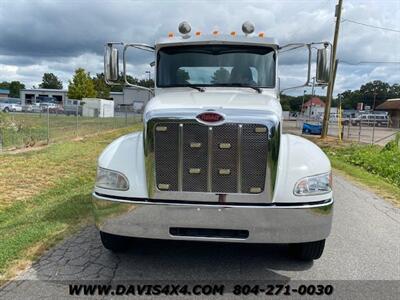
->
76, 104, 79, 137
125, 106, 128, 127
358, 120, 361, 143
0, 129, 3, 153
47, 106, 50, 144
372, 115, 376, 144
347, 122, 350, 140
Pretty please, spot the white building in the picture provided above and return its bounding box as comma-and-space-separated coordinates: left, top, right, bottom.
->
82, 98, 114, 118
110, 87, 151, 109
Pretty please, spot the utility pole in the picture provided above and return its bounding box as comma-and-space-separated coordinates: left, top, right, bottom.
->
371, 89, 377, 144
145, 71, 151, 81
311, 77, 316, 96
321, 0, 343, 138
301, 89, 307, 117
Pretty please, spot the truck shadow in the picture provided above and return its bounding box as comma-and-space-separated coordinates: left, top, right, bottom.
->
25, 226, 312, 283
115, 238, 313, 280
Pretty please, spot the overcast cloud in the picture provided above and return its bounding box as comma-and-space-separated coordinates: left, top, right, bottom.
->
0, 0, 399, 95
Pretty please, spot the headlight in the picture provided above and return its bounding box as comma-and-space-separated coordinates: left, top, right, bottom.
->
294, 172, 332, 196
95, 167, 129, 191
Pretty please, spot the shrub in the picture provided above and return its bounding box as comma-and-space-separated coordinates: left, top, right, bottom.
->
326, 141, 400, 188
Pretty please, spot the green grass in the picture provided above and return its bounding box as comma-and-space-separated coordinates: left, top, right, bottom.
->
0, 112, 140, 150
324, 144, 400, 188
0, 125, 141, 280
309, 135, 400, 205
330, 156, 400, 206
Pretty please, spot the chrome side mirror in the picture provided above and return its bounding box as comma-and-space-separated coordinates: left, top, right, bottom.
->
316, 48, 330, 84
104, 45, 119, 82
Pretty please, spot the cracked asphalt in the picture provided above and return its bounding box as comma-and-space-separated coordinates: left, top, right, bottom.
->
0, 175, 399, 299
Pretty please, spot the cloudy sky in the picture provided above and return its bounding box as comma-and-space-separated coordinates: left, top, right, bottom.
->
0, 0, 399, 95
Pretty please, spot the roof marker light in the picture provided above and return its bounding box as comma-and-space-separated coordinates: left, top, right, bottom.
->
242, 21, 255, 35
195, 31, 201, 36
212, 30, 219, 35
168, 32, 174, 38
258, 32, 265, 38
230, 31, 237, 36
178, 21, 191, 34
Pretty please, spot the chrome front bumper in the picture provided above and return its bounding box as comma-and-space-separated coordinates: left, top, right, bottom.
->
92, 193, 333, 244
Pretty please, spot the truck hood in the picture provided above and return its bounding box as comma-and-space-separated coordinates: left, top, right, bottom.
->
144, 89, 282, 117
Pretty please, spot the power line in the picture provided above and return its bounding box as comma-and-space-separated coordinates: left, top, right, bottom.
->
340, 60, 400, 65
341, 19, 400, 33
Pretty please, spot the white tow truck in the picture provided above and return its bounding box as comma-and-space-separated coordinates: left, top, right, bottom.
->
92, 22, 334, 260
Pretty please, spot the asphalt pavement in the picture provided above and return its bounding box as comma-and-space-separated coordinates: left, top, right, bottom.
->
1, 174, 399, 299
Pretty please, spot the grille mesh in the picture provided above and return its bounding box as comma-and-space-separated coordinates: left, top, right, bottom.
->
182, 124, 209, 192
154, 122, 268, 193
211, 124, 238, 193
241, 124, 268, 193
154, 123, 179, 191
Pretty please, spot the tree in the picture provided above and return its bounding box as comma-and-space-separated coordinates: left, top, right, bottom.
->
211, 67, 230, 84
0, 81, 10, 90
0, 81, 25, 98
138, 78, 154, 88
67, 68, 96, 100
92, 73, 111, 99
108, 73, 154, 92
176, 69, 190, 84
337, 80, 400, 110
9, 81, 25, 98
39, 73, 63, 89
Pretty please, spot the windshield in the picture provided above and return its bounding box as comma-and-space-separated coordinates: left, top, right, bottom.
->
157, 45, 276, 88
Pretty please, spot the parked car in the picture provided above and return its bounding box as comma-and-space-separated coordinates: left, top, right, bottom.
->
0, 98, 23, 112
35, 96, 58, 109
317, 113, 350, 125
351, 114, 389, 127
302, 123, 323, 135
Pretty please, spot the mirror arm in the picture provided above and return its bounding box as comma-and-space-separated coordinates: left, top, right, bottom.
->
123, 44, 155, 95
279, 42, 332, 93
280, 43, 312, 92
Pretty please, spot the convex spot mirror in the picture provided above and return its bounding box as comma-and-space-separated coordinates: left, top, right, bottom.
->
316, 48, 330, 85
104, 45, 119, 82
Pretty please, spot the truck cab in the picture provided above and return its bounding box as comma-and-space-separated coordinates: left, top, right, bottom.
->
92, 22, 333, 260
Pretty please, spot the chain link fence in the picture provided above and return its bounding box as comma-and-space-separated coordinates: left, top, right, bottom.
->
289, 113, 400, 146
0, 106, 141, 152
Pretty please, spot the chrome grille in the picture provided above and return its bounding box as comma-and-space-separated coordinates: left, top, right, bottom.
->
154, 122, 268, 194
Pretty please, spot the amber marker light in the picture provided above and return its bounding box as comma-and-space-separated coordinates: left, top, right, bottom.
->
258, 32, 265, 38
168, 32, 174, 38
212, 30, 219, 35
230, 31, 237, 36
195, 31, 201, 36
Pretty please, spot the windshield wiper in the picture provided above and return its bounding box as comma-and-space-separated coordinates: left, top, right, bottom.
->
186, 85, 205, 92
215, 83, 262, 94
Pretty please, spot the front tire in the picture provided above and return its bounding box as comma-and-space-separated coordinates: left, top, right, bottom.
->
289, 239, 325, 261
100, 231, 129, 252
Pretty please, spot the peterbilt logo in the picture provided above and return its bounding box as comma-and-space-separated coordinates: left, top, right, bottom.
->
197, 112, 224, 123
